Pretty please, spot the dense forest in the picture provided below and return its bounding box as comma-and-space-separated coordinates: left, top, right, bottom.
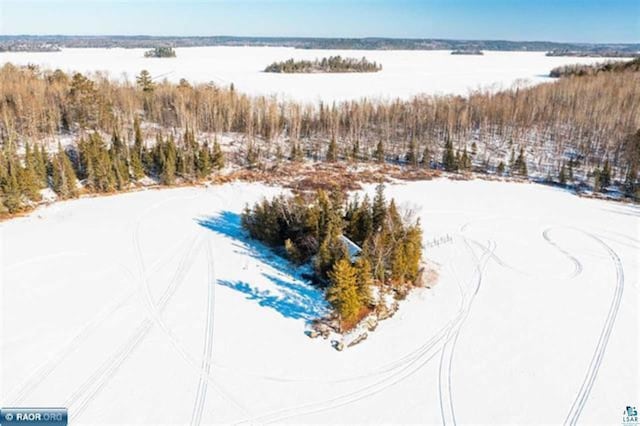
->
264, 56, 382, 73
1, 59, 639, 216
241, 185, 423, 329
144, 47, 176, 58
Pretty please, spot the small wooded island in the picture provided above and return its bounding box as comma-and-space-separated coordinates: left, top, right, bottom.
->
144, 46, 176, 58
241, 185, 424, 339
264, 55, 382, 73
451, 49, 484, 55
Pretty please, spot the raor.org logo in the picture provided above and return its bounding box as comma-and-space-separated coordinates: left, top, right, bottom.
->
4, 412, 14, 421
623, 406, 638, 425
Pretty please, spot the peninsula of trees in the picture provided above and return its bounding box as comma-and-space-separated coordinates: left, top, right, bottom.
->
550, 57, 640, 78
144, 47, 176, 58
241, 185, 423, 330
264, 56, 381, 73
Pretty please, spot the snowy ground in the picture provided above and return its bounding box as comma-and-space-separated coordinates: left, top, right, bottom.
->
1, 179, 638, 424
0, 47, 615, 102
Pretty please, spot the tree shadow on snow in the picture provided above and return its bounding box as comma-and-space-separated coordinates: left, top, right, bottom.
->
196, 211, 328, 322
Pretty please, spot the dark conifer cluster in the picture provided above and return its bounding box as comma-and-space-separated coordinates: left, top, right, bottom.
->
0, 120, 224, 215
264, 56, 382, 73
144, 47, 176, 58
241, 184, 423, 327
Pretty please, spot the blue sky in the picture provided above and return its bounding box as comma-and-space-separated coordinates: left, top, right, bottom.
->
1, 0, 638, 43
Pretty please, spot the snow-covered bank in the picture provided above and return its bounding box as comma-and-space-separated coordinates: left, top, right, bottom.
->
0, 47, 615, 102
1, 179, 638, 423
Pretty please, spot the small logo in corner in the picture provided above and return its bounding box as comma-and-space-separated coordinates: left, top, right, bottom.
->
4, 412, 14, 422
623, 406, 638, 425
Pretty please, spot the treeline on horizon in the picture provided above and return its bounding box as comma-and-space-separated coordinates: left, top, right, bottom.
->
0, 61, 639, 215
264, 56, 381, 73
1, 35, 639, 54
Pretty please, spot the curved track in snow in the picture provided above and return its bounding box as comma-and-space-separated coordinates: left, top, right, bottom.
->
563, 231, 625, 426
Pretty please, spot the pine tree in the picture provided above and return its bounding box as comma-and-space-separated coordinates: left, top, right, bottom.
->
20, 143, 42, 201
51, 143, 78, 199
460, 147, 471, 171
559, 163, 567, 185
136, 70, 154, 92
403, 222, 423, 283
421, 146, 430, 168
600, 159, 611, 190
35, 144, 48, 186
406, 138, 418, 167
346, 194, 373, 246
372, 184, 387, 232
196, 142, 213, 179
354, 256, 373, 306
442, 137, 456, 172
1, 155, 23, 213
326, 136, 337, 162
130, 117, 145, 180
374, 139, 385, 163
327, 258, 361, 326
161, 135, 178, 184
593, 168, 602, 192
497, 161, 505, 175
211, 139, 225, 170
514, 147, 527, 176
351, 139, 360, 162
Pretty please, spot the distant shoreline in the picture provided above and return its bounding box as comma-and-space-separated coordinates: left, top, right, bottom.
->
1, 35, 638, 56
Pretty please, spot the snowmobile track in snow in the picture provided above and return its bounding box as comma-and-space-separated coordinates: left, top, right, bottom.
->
189, 238, 217, 426
563, 231, 624, 426
439, 238, 494, 426
67, 231, 203, 422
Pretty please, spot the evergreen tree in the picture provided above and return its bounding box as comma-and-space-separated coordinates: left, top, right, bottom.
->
20, 143, 42, 201
460, 147, 471, 171
421, 146, 430, 168
351, 139, 360, 162
314, 217, 348, 281
374, 139, 385, 163
196, 142, 213, 179
327, 258, 361, 326
442, 137, 456, 172
1, 154, 23, 213
136, 70, 154, 92
559, 163, 567, 185
354, 256, 373, 305
497, 161, 505, 175
403, 222, 423, 283
593, 168, 602, 192
600, 159, 611, 190
160, 135, 177, 184
327, 136, 337, 162
51, 143, 78, 199
346, 194, 373, 246
513, 147, 527, 176
371, 184, 387, 232
211, 139, 225, 170
406, 138, 418, 167
130, 117, 145, 180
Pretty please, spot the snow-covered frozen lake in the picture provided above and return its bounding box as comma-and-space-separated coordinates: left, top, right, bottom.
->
2, 180, 638, 424
0, 47, 613, 102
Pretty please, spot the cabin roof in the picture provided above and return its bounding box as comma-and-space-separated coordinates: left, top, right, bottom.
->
339, 234, 362, 261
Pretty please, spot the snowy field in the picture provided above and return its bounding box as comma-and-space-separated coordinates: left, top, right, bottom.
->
0, 47, 614, 102
1, 179, 638, 424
